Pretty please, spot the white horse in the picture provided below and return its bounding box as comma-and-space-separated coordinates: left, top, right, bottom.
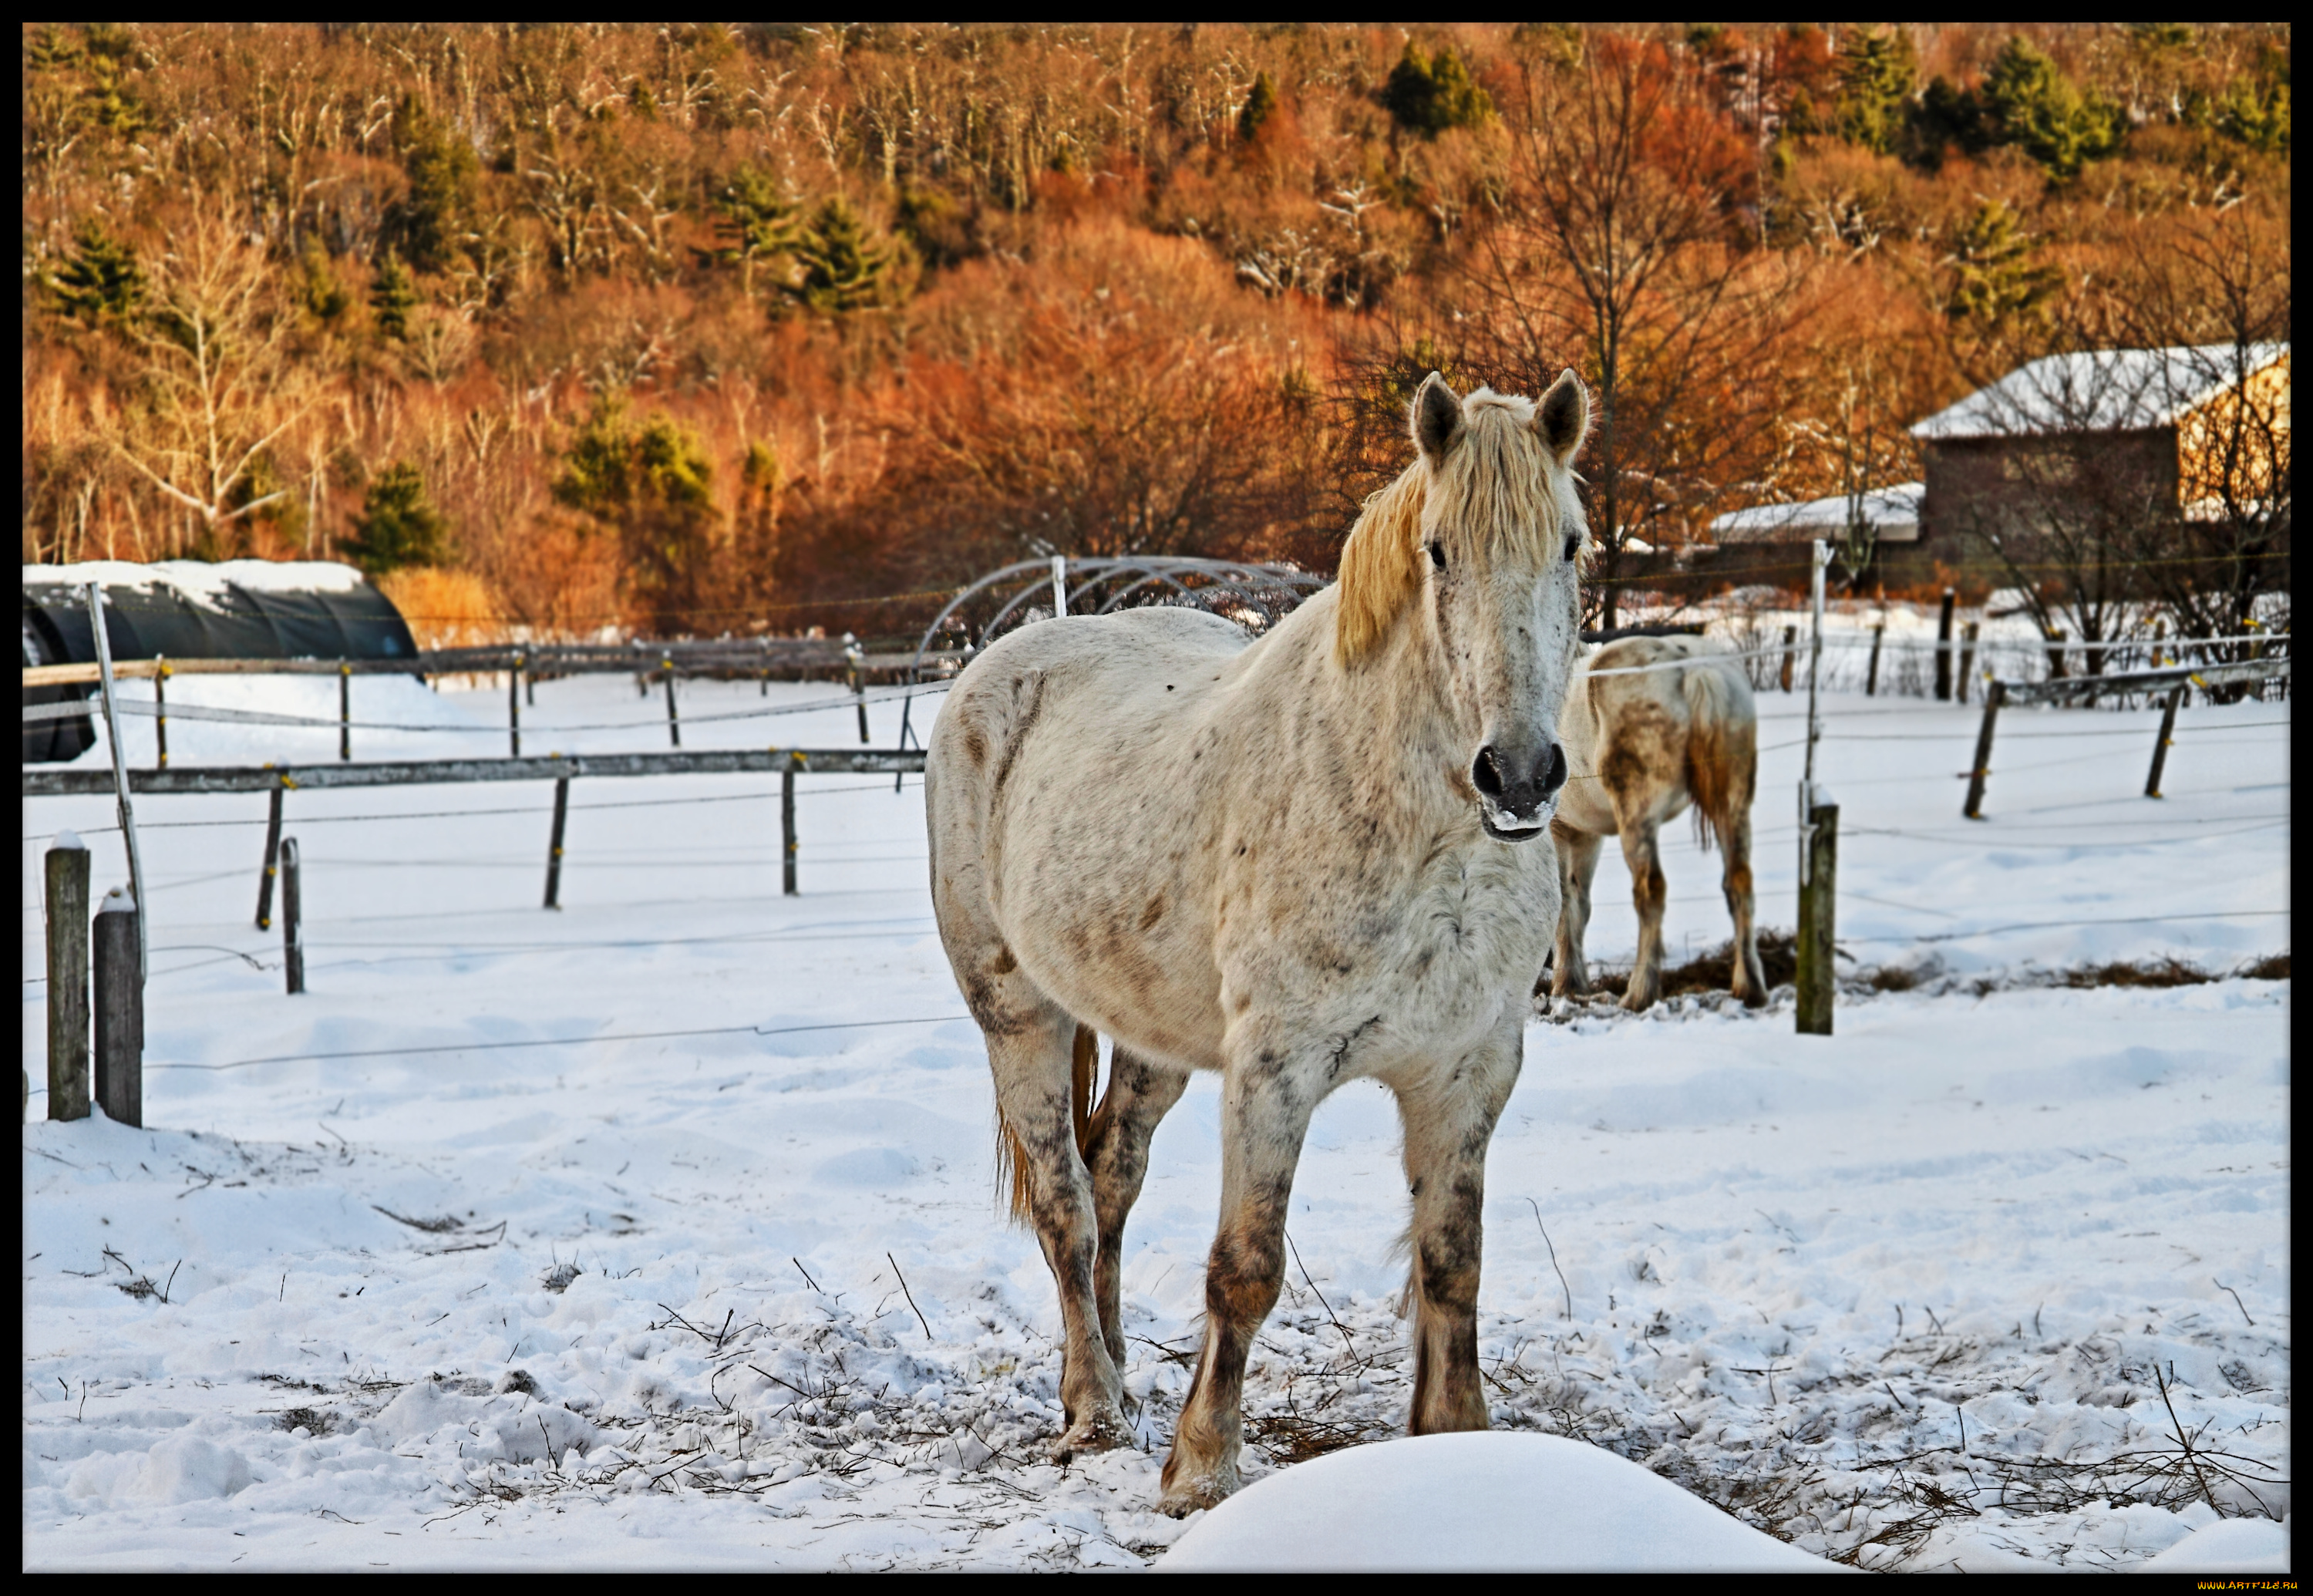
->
1549, 635, 1766, 1011
927, 372, 1591, 1514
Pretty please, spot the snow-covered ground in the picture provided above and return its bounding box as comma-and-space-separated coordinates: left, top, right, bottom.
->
23, 662, 2290, 1571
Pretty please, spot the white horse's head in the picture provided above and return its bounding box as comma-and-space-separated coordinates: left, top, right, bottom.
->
1335, 369, 1592, 840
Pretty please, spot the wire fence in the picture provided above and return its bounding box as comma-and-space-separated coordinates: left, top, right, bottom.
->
20, 577, 2291, 1078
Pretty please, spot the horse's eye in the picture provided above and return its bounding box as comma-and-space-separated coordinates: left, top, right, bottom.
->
1564, 534, 1581, 564
1428, 541, 1446, 571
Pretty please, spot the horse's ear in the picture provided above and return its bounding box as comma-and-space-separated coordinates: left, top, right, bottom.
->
1411, 372, 1463, 467
1537, 369, 1591, 466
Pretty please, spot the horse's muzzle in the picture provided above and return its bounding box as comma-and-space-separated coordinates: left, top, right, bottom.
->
1473, 739, 1567, 840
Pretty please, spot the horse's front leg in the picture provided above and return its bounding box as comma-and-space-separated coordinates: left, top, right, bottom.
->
1157, 1053, 1315, 1517
1397, 1029, 1521, 1434
1084, 1045, 1190, 1377
1618, 817, 1669, 1011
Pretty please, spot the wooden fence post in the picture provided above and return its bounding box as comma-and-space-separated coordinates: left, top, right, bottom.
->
1865, 624, 1885, 696
2145, 685, 2186, 799
1934, 590, 1955, 701
2044, 628, 2068, 681
781, 760, 800, 896
256, 784, 284, 929
281, 837, 305, 995
662, 653, 681, 749
1779, 625, 1796, 692
544, 776, 570, 909
93, 888, 140, 1127
1796, 790, 1837, 1036
1963, 680, 2006, 820
46, 839, 92, 1121
154, 657, 170, 769
1956, 621, 1979, 704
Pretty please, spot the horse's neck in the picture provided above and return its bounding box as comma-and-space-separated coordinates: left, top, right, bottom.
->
1325, 609, 1466, 819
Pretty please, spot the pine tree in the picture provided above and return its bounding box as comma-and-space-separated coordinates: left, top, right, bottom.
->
26, 23, 83, 74
1238, 71, 1281, 143
1833, 28, 1917, 155
784, 197, 902, 316
50, 217, 145, 328
1382, 41, 1493, 138
1944, 200, 2062, 327
712, 163, 803, 301
388, 93, 480, 274
299, 237, 353, 325
344, 463, 453, 574
1979, 37, 2123, 180
371, 251, 417, 341
553, 396, 722, 631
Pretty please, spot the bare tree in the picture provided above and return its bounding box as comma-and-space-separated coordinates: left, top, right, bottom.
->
1466, 33, 1810, 625
109, 203, 313, 555
2103, 204, 2291, 664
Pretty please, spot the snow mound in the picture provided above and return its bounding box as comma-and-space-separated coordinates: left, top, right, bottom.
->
1158, 1432, 1842, 1572
66, 1434, 254, 1508
2134, 1515, 2291, 1574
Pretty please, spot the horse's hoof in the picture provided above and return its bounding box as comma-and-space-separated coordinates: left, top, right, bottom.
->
1049, 1408, 1130, 1464
1156, 1467, 1238, 1517
1621, 988, 1655, 1013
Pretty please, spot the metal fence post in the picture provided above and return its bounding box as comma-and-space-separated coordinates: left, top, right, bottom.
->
154, 656, 170, 769
46, 839, 92, 1121
340, 660, 353, 761
663, 653, 680, 749
509, 652, 523, 758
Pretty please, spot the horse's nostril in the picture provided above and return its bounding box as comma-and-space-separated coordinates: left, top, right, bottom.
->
1541, 742, 1568, 796
1472, 747, 1504, 796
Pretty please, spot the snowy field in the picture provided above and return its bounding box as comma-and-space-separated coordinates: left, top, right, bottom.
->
22, 659, 2291, 1571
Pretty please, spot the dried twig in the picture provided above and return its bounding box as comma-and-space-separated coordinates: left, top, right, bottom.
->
1283, 1230, 1364, 1372
792, 1257, 821, 1293
2214, 1281, 2255, 1327
1524, 1197, 1573, 1319
887, 1253, 931, 1339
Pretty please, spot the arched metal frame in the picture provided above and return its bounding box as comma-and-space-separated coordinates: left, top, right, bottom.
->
893, 556, 1330, 759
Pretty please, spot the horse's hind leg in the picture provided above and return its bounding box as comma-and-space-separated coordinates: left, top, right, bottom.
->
1160, 1044, 1315, 1517
983, 1009, 1130, 1460
1618, 815, 1669, 1011
1722, 806, 1768, 1007
1549, 824, 1604, 999
1397, 1025, 1520, 1435
1084, 1045, 1190, 1377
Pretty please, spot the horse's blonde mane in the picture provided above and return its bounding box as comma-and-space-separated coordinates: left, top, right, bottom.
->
1333, 390, 1590, 668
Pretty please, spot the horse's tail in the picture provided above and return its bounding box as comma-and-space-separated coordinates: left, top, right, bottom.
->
1682, 655, 1756, 857
998, 1024, 1100, 1226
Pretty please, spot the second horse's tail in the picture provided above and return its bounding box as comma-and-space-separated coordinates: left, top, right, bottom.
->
1682, 658, 1757, 857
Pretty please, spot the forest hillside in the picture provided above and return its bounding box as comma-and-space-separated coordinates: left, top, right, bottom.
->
21, 23, 2291, 638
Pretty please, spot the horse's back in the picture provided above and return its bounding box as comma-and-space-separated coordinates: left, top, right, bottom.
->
926, 604, 1260, 1069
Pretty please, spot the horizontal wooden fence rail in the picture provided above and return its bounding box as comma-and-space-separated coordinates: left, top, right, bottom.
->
22, 645, 967, 689
23, 746, 926, 797
1961, 655, 2290, 820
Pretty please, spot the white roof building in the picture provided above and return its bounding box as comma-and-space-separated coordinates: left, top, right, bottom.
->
1705, 482, 1922, 545
1910, 342, 2289, 442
